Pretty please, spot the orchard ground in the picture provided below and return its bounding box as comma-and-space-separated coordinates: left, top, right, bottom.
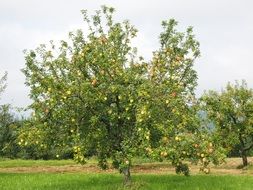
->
0, 157, 253, 189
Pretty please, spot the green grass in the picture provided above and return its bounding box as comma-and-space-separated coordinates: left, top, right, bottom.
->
0, 173, 253, 190
0, 159, 76, 168
1, 158, 253, 189
0, 157, 161, 168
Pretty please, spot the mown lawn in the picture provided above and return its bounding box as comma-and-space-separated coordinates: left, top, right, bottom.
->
0, 173, 253, 190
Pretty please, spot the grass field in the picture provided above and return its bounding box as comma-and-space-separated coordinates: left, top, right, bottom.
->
0, 158, 76, 168
1, 158, 253, 189
1, 173, 253, 190
0, 157, 156, 168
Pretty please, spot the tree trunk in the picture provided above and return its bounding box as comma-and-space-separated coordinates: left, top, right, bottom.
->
241, 150, 248, 167
239, 133, 248, 167
122, 166, 131, 186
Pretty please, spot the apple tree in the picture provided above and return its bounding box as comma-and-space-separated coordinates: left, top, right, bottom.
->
200, 81, 253, 167
21, 6, 224, 184
21, 6, 151, 184
143, 20, 225, 175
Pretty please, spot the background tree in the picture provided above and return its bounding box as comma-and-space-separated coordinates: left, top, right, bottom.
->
0, 72, 21, 158
0, 104, 19, 158
200, 81, 253, 167
0, 72, 7, 95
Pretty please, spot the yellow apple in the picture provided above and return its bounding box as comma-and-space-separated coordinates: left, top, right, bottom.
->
162, 137, 169, 143
100, 70, 105, 75
91, 79, 97, 86
161, 151, 168, 157
203, 168, 210, 174
145, 147, 153, 153
208, 148, 213, 153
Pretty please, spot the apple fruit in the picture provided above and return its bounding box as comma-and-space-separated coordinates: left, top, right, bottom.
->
91, 79, 97, 86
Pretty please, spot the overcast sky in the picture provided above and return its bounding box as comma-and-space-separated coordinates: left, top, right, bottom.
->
0, 0, 253, 109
